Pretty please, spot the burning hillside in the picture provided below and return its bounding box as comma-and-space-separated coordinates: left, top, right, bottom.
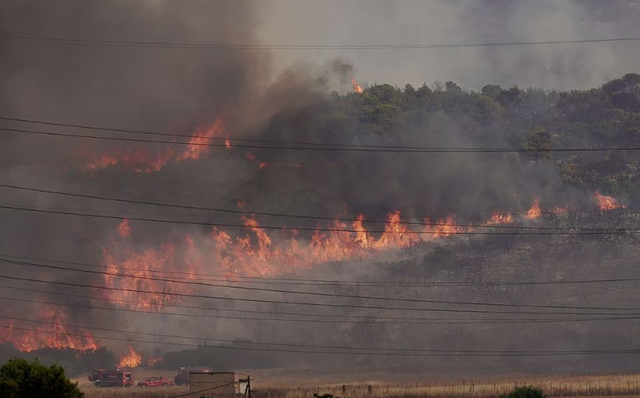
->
76, 119, 226, 173
0, 311, 97, 352
2, 0, 640, 378
97, 192, 623, 312
0, 188, 625, 357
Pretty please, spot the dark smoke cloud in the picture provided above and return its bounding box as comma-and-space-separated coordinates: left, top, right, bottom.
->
0, 0, 285, 350
0, 0, 362, 360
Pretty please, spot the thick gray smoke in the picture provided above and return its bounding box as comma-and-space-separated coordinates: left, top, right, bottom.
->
0, 0, 639, 380
0, 0, 317, 359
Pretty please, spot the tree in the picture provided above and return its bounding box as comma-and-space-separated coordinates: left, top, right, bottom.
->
0, 358, 84, 398
481, 84, 502, 99
611, 91, 639, 112
522, 130, 556, 161
445, 81, 463, 95
622, 73, 640, 87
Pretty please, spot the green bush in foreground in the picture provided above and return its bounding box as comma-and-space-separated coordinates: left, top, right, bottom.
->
500, 385, 547, 398
0, 358, 84, 398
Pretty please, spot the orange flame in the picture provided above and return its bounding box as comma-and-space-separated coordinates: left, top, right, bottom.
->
0, 310, 98, 352
522, 198, 542, 219
225, 137, 232, 149
176, 119, 223, 161
83, 147, 173, 173
147, 356, 163, 366
485, 212, 514, 225
118, 344, 142, 368
117, 218, 131, 237
245, 152, 267, 169
594, 191, 626, 211
98, 193, 625, 311
353, 214, 370, 249
101, 237, 196, 311
351, 78, 364, 94
80, 118, 225, 173
423, 216, 468, 239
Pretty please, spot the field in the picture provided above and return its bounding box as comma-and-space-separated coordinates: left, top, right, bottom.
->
77, 371, 640, 398
75, 369, 187, 398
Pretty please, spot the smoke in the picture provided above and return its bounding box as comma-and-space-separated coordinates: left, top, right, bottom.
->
0, 0, 639, 379
0, 0, 304, 354
259, 0, 639, 90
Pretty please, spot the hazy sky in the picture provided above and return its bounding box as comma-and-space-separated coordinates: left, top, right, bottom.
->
258, 0, 640, 90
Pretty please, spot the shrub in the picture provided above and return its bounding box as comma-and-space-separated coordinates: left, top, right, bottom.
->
500, 385, 546, 398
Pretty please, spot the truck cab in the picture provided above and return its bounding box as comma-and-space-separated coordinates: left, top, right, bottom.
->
89, 368, 134, 387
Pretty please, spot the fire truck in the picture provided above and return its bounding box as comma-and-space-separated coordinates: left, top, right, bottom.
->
88, 368, 134, 387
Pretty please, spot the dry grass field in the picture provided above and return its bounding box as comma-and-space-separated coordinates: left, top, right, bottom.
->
75, 368, 187, 398
76, 371, 640, 398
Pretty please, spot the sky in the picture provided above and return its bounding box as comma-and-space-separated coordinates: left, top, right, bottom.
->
258, 0, 640, 91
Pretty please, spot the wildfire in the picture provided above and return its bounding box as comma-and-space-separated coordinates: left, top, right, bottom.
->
83, 147, 172, 173
80, 118, 226, 173
485, 212, 514, 226
118, 344, 142, 368
98, 193, 626, 311
245, 152, 268, 169
0, 310, 98, 352
351, 78, 364, 94
522, 198, 542, 219
147, 356, 163, 366
117, 218, 131, 237
101, 208, 504, 288
176, 119, 223, 162
594, 191, 626, 211
102, 241, 196, 311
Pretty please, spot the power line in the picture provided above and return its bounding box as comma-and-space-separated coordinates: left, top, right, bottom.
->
2, 284, 640, 326
0, 314, 635, 355
0, 183, 615, 231
4, 115, 639, 154
3, 284, 637, 325
0, 116, 377, 148
0, 286, 567, 325
0, 200, 614, 236
3, 252, 640, 288
0, 203, 633, 236
3, 256, 640, 313
0, 267, 637, 316
1, 34, 639, 50
1, 323, 640, 358
4, 124, 640, 154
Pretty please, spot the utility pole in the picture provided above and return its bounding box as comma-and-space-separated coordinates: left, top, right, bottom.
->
242, 376, 252, 398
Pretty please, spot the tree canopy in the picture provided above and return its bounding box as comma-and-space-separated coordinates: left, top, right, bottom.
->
0, 358, 83, 398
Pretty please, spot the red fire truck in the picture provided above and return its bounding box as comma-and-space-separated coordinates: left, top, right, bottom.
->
88, 368, 134, 387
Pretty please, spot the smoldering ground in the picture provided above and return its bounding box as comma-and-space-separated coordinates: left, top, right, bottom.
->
0, 0, 639, 376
